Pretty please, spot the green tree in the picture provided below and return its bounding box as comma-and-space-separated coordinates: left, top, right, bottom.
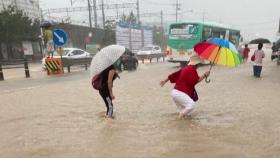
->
153, 26, 167, 50
0, 5, 40, 59
104, 11, 137, 31
104, 20, 116, 30
121, 11, 137, 24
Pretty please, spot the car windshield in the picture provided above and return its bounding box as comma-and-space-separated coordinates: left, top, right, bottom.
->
141, 47, 153, 51
53, 49, 70, 56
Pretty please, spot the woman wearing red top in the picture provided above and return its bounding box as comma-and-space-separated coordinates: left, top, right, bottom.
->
242, 44, 250, 63
160, 55, 210, 118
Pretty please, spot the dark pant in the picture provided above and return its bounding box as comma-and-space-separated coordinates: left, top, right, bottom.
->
253, 65, 262, 77
99, 88, 113, 117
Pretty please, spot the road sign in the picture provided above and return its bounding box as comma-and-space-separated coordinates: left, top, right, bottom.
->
53, 29, 68, 46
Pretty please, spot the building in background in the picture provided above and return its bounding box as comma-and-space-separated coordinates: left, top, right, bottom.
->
116, 21, 153, 52
0, 0, 41, 60
0, 0, 40, 20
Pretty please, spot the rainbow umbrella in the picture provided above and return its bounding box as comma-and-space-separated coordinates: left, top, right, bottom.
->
194, 38, 243, 83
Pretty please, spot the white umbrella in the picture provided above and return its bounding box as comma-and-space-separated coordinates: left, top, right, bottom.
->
90, 45, 126, 78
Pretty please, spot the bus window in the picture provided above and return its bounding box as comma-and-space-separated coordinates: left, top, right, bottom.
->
203, 26, 212, 40
212, 27, 226, 39
225, 30, 230, 40
170, 24, 199, 40
189, 25, 198, 34
229, 31, 240, 45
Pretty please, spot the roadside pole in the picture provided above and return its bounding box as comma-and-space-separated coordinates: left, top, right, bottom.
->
57, 47, 64, 72
44, 29, 68, 75
24, 58, 30, 78
0, 64, 4, 81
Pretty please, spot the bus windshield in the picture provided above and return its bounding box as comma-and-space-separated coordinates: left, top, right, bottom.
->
170, 24, 199, 40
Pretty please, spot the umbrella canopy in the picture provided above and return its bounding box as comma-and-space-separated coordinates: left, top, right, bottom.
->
249, 38, 271, 44
40, 21, 53, 28
194, 38, 242, 67
194, 38, 243, 83
90, 45, 126, 78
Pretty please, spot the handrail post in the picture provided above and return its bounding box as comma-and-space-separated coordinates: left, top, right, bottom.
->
67, 66, 70, 73
24, 58, 30, 78
0, 63, 4, 81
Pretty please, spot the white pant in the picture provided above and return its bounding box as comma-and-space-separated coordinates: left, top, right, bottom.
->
171, 89, 195, 115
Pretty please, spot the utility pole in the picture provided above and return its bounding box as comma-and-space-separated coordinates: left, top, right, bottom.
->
136, 0, 140, 24
115, 4, 119, 19
202, 10, 206, 23
160, 10, 163, 27
101, 0, 105, 29
1, 0, 5, 8
160, 10, 165, 50
66, 8, 69, 17
40, 8, 44, 21
40, 8, 45, 58
14, 0, 18, 10
93, 0, 97, 28
278, 17, 280, 34
70, 0, 79, 6
175, 0, 180, 22
87, 0, 92, 28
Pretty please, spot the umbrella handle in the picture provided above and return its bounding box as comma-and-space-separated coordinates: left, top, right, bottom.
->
205, 77, 211, 83
205, 63, 214, 84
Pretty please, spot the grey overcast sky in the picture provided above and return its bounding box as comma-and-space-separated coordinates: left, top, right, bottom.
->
40, 0, 280, 41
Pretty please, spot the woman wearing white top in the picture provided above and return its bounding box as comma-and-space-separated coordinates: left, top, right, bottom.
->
252, 43, 265, 77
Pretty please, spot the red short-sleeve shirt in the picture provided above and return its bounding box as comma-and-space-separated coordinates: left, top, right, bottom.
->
243, 48, 250, 58
168, 65, 199, 97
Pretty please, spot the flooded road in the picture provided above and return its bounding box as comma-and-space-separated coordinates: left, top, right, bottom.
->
1, 53, 280, 158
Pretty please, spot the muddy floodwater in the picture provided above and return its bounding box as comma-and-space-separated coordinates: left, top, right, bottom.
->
1, 51, 280, 158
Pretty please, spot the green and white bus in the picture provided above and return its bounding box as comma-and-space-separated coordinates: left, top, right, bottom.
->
167, 22, 241, 66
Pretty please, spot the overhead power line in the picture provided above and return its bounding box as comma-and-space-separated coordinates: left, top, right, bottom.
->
42, 2, 137, 28
42, 3, 136, 14
141, 0, 173, 6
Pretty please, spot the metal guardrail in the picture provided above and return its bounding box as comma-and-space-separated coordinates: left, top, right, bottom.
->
0, 59, 30, 81
61, 57, 92, 73
136, 53, 165, 63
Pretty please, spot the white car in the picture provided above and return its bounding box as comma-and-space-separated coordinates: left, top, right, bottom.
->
137, 45, 162, 55
42, 48, 91, 68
